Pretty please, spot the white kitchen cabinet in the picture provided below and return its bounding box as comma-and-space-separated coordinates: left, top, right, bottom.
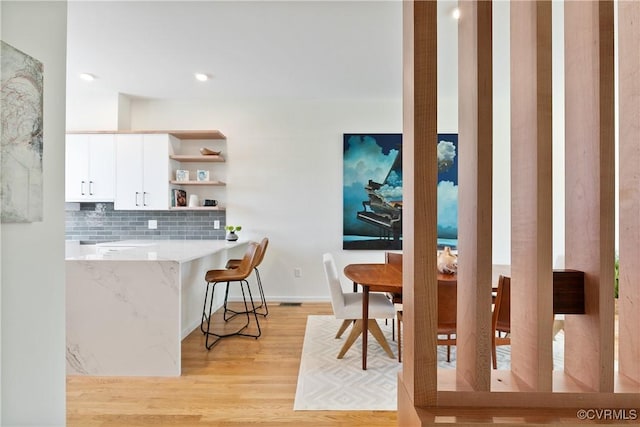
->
65, 133, 115, 202
115, 134, 171, 210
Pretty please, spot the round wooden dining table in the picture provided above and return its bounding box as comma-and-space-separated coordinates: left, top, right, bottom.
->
343, 262, 457, 370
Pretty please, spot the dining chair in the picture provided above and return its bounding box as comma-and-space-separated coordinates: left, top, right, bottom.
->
437, 279, 457, 362
395, 273, 457, 363
225, 237, 270, 317
384, 252, 403, 348
491, 275, 511, 369
201, 242, 261, 350
385, 252, 403, 306
552, 255, 565, 339
322, 253, 396, 359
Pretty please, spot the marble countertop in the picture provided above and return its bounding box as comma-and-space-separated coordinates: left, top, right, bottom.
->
65, 239, 246, 263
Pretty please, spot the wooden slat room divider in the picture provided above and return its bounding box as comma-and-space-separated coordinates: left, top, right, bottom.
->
618, 0, 640, 388
510, 0, 554, 393
398, 1, 640, 424
456, 0, 493, 393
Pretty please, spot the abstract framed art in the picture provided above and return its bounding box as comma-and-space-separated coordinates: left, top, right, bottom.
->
342, 133, 458, 250
343, 133, 403, 250
1, 41, 44, 223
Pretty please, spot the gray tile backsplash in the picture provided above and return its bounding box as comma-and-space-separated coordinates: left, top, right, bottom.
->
65, 203, 226, 244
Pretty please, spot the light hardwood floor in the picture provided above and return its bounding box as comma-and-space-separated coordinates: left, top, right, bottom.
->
67, 302, 397, 426
67, 302, 625, 426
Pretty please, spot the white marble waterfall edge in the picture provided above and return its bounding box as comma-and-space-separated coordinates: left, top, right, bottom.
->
66, 260, 180, 376
66, 240, 247, 376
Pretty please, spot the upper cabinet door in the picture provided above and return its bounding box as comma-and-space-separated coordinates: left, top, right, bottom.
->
87, 134, 115, 201
65, 134, 115, 202
141, 134, 170, 210
114, 133, 170, 210
114, 134, 144, 210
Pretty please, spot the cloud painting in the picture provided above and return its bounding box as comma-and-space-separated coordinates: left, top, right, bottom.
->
343, 133, 458, 250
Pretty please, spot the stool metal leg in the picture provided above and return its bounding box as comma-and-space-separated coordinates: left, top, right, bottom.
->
202, 279, 261, 350
237, 279, 261, 339
253, 268, 269, 317
223, 281, 233, 322
200, 281, 212, 335
223, 267, 269, 319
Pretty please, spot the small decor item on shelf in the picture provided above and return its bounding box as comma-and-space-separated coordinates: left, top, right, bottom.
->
437, 246, 458, 274
176, 169, 189, 182
188, 194, 200, 207
197, 169, 210, 182
172, 189, 187, 207
204, 199, 218, 207
200, 147, 221, 156
225, 225, 242, 241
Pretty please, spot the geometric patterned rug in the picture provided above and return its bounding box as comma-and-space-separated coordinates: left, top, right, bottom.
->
293, 315, 401, 410
294, 315, 566, 411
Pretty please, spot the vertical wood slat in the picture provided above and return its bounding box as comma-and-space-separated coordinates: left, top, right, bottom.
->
509, 0, 553, 392
398, 0, 439, 414
564, 0, 615, 392
456, 0, 493, 392
618, 0, 640, 387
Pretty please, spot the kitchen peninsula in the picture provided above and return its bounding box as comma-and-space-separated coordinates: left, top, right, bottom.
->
66, 240, 247, 376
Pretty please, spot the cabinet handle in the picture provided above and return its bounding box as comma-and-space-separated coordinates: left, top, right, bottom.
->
89, 181, 94, 195
81, 181, 86, 195
143, 192, 148, 206
135, 192, 140, 206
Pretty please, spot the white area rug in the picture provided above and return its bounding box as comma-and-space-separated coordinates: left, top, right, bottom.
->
294, 315, 566, 411
294, 315, 401, 411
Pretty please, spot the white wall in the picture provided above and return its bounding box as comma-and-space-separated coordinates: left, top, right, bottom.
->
1, 1, 67, 425
131, 97, 404, 299
66, 88, 119, 130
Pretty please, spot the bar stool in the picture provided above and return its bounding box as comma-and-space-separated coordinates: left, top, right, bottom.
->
200, 242, 261, 350
224, 237, 269, 317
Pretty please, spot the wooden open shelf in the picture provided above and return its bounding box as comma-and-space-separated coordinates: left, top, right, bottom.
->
167, 130, 225, 140
168, 206, 225, 211
169, 155, 224, 162
169, 180, 225, 186
67, 130, 226, 140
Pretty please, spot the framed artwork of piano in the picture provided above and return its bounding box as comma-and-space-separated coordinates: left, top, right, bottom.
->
342, 133, 458, 250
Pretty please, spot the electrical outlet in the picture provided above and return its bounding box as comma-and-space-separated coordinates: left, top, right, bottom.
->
214, 220, 220, 229
148, 220, 157, 230
294, 268, 302, 278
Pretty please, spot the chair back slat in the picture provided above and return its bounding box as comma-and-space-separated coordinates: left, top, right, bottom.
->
492, 275, 511, 333
322, 253, 345, 314
385, 252, 402, 267
255, 238, 269, 267
237, 242, 260, 277
437, 280, 457, 332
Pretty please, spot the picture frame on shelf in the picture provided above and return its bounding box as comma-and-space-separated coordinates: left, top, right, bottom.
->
172, 189, 187, 207
176, 169, 189, 182
197, 170, 210, 182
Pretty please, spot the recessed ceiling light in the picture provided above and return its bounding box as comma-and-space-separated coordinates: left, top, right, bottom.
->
79, 73, 95, 81
452, 7, 461, 20
194, 73, 210, 82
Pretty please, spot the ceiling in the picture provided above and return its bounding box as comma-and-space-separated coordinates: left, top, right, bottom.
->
67, 0, 461, 104
65, 0, 414, 102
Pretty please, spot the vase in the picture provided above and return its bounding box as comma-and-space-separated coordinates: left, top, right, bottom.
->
226, 231, 238, 242
437, 246, 457, 274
